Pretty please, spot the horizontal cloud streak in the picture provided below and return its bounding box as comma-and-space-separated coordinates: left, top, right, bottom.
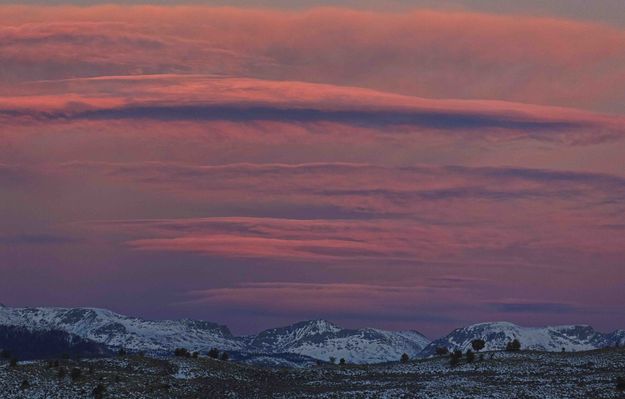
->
1, 6, 625, 112
2, 76, 624, 146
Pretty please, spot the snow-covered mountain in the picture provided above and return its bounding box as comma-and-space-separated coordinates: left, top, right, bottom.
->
1, 306, 622, 364
246, 319, 430, 364
0, 305, 243, 353
420, 321, 618, 356
0, 306, 429, 364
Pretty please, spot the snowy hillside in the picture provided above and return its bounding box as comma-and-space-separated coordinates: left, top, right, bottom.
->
247, 320, 430, 364
420, 321, 617, 356
0, 305, 243, 353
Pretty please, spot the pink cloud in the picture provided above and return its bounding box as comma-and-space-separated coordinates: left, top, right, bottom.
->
1, 6, 625, 112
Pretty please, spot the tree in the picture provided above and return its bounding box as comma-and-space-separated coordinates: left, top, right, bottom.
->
9, 357, 18, 368
220, 352, 229, 361
435, 347, 449, 356
192, 352, 199, 359
329, 356, 336, 364
339, 358, 346, 366
400, 353, 410, 363
506, 339, 521, 352
471, 339, 485, 352
58, 367, 67, 379
466, 349, 475, 363
208, 348, 220, 359
92, 383, 107, 399
1, 349, 11, 359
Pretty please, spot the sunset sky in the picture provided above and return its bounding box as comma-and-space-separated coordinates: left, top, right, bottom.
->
1, 1, 624, 337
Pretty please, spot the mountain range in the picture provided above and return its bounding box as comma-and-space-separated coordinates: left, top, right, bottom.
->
0, 305, 622, 365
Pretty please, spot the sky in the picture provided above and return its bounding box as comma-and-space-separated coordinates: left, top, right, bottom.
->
0, 1, 624, 338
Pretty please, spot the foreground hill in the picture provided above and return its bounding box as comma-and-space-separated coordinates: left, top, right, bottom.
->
420, 321, 625, 356
0, 347, 623, 398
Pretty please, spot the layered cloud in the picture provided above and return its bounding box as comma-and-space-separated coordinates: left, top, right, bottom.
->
1, 6, 625, 112
1, 4, 624, 335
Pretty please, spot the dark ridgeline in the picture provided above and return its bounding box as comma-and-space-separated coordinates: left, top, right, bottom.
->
0, 325, 111, 360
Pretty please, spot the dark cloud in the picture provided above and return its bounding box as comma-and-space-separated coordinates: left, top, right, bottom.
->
0, 233, 78, 245
489, 302, 578, 314
1, 104, 597, 135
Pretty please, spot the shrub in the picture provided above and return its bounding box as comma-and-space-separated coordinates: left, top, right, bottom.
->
192, 352, 199, 359
471, 339, 485, 352
435, 347, 449, 356
70, 367, 82, 381
9, 357, 18, 368
339, 358, 346, 366
329, 356, 336, 364
400, 353, 410, 363
616, 376, 625, 392
466, 349, 475, 363
207, 348, 220, 359
92, 383, 107, 399
174, 348, 191, 358
117, 348, 127, 357
220, 352, 229, 361
20, 379, 30, 389
58, 367, 67, 379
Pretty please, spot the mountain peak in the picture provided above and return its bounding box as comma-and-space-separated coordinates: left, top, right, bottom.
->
294, 319, 341, 333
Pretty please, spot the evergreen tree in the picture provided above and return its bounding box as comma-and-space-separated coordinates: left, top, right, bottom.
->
70, 367, 82, 381
435, 347, 449, 356
93, 383, 107, 399
471, 339, 485, 352
505, 339, 521, 352
208, 348, 220, 359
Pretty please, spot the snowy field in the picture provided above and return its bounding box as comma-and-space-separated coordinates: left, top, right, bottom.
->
0, 348, 624, 398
